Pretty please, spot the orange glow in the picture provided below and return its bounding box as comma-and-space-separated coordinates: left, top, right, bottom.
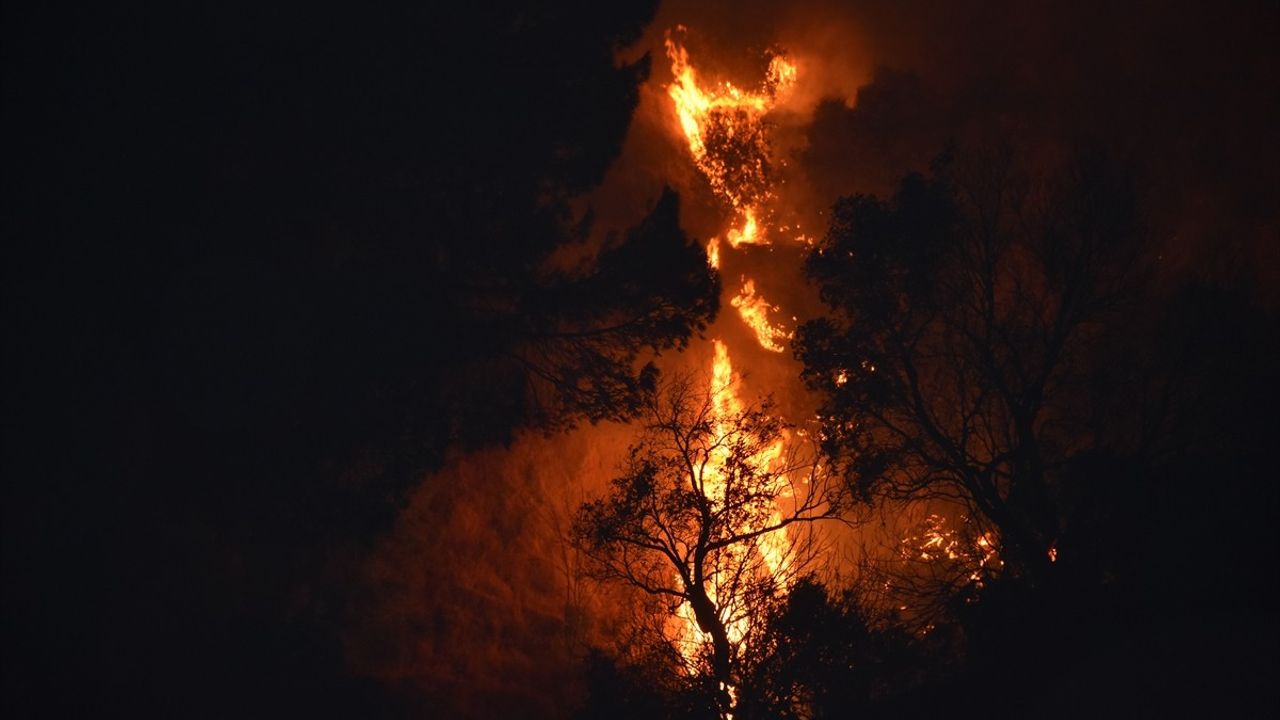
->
902, 514, 1003, 587
663, 28, 800, 682
710, 339, 740, 416
730, 278, 793, 352
665, 30, 794, 255
726, 208, 764, 248
670, 340, 789, 662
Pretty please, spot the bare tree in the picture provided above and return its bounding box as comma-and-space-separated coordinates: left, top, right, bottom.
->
572, 377, 845, 715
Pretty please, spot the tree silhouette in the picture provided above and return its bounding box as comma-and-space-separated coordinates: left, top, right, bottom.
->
512, 188, 721, 430
573, 378, 845, 716
797, 147, 1146, 580
734, 575, 937, 720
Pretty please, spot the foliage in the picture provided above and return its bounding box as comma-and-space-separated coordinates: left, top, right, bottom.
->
516, 189, 721, 429
797, 148, 1147, 577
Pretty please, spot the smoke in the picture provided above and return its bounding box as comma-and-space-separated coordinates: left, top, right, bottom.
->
347, 423, 637, 718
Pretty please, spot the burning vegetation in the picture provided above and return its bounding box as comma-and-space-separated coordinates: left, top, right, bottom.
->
564, 16, 1275, 719
574, 31, 1014, 715
14, 2, 1277, 718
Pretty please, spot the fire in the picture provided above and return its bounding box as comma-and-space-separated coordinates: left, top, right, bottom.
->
730, 278, 794, 352
671, 340, 790, 663
664, 29, 799, 684
726, 207, 763, 248
901, 514, 1002, 587
665, 30, 794, 250
710, 339, 740, 416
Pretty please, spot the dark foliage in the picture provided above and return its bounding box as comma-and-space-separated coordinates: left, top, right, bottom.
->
795, 149, 1279, 717
735, 577, 934, 719
797, 149, 1146, 578
3, 2, 723, 715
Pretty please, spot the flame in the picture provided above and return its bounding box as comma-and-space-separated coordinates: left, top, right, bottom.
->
711, 339, 740, 416
665, 30, 794, 251
726, 207, 763, 248
670, 340, 789, 662
664, 29, 799, 684
730, 278, 793, 352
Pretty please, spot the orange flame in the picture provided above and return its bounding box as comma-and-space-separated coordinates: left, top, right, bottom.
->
706, 236, 721, 269
664, 29, 800, 680
670, 340, 789, 662
665, 30, 794, 249
726, 208, 763, 248
730, 278, 794, 352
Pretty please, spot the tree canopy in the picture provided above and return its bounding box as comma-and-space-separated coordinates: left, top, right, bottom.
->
797, 149, 1146, 577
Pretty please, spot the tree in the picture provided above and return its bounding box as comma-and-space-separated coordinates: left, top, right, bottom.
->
573, 378, 845, 716
734, 575, 936, 720
510, 188, 721, 431
797, 147, 1146, 580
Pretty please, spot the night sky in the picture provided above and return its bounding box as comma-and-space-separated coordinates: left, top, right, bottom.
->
5, 2, 1279, 718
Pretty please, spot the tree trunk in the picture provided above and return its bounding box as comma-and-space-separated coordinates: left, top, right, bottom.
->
688, 585, 733, 716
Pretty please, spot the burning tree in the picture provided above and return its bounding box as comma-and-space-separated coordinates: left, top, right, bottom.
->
572, 374, 845, 715
798, 148, 1146, 582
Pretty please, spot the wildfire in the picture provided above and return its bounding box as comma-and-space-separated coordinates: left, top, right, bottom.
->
666, 29, 794, 254
663, 29, 800, 683
671, 340, 789, 660
668, 33, 799, 354
730, 278, 794, 352
726, 207, 763, 248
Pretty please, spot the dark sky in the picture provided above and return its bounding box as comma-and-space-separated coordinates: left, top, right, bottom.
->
4, 1, 1278, 718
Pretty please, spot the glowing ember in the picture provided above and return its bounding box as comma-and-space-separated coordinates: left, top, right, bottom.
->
730, 278, 793, 352
901, 514, 1002, 587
